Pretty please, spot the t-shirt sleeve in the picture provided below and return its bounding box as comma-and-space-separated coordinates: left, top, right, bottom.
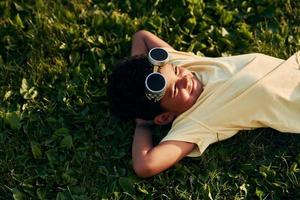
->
160, 119, 219, 157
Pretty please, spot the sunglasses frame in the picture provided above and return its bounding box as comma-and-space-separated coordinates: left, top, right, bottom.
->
145, 48, 170, 102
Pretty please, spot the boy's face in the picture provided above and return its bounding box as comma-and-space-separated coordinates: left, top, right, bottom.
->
158, 63, 203, 116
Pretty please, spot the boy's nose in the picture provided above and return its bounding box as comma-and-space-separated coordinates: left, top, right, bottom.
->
178, 75, 189, 89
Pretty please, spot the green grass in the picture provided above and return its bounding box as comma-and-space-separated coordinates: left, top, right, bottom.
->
0, 0, 299, 199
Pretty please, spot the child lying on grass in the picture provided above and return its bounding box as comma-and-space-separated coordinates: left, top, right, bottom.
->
108, 30, 300, 178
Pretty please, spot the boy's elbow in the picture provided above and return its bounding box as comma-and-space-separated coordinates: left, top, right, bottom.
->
133, 162, 156, 178
133, 30, 149, 40
134, 30, 148, 36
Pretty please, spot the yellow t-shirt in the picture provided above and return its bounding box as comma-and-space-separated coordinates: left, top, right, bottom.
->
161, 49, 300, 157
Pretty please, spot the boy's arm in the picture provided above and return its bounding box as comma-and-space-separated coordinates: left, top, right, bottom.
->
131, 31, 192, 177
131, 30, 174, 56
132, 119, 195, 178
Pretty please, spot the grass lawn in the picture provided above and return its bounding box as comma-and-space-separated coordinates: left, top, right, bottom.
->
0, 0, 299, 199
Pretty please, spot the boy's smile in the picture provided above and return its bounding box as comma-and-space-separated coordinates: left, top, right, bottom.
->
158, 63, 203, 116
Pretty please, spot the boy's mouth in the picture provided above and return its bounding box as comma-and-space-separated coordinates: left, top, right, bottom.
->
191, 78, 194, 94
189, 75, 195, 95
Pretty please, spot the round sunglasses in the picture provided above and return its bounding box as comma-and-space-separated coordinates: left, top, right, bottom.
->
145, 48, 170, 102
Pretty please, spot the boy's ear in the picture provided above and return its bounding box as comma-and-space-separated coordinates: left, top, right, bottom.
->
153, 112, 175, 125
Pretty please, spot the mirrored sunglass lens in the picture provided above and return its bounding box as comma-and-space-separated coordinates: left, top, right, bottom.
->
150, 48, 168, 61
147, 74, 165, 91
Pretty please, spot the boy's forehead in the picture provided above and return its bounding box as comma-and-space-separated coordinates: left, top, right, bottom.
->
158, 63, 174, 73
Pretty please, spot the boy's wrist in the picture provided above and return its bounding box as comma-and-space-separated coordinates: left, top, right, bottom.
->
136, 118, 154, 127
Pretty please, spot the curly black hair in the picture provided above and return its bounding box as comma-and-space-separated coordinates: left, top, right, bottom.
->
107, 54, 164, 120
